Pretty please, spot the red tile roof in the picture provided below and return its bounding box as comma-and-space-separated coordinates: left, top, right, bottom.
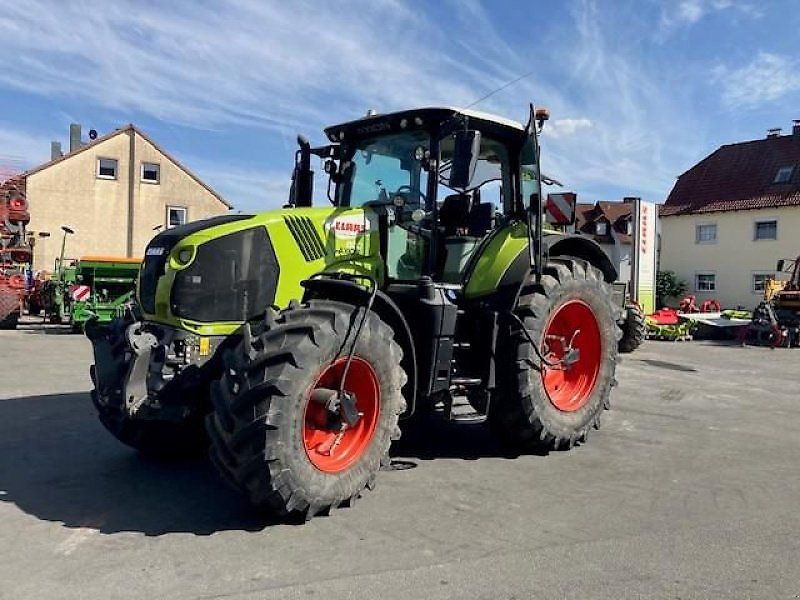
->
575, 200, 633, 244
662, 132, 800, 216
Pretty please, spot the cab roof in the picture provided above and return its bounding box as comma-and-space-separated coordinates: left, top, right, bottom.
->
324, 107, 527, 144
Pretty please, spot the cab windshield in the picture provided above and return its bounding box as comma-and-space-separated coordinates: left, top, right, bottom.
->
338, 131, 429, 208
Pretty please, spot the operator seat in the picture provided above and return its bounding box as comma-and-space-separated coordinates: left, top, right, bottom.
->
439, 194, 471, 235
437, 194, 492, 284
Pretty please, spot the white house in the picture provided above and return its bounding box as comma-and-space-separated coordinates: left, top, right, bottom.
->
660, 121, 800, 309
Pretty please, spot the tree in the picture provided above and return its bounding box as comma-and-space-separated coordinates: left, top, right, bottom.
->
656, 270, 687, 308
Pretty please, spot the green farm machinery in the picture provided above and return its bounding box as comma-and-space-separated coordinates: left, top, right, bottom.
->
89, 106, 621, 519
68, 256, 141, 331
46, 255, 140, 332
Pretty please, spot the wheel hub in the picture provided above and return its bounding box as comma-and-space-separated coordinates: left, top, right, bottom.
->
303, 357, 380, 473
541, 299, 601, 412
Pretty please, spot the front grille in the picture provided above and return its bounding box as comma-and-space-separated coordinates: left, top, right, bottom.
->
138, 214, 253, 315
170, 226, 279, 322
284, 215, 325, 261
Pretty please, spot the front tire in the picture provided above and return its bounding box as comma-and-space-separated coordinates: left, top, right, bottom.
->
491, 258, 618, 449
207, 300, 406, 519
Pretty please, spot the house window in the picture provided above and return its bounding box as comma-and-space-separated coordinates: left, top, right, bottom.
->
754, 219, 777, 241
167, 206, 187, 228
773, 166, 794, 184
752, 273, 775, 293
595, 221, 608, 235
695, 223, 717, 244
97, 158, 118, 179
695, 273, 716, 292
141, 162, 160, 183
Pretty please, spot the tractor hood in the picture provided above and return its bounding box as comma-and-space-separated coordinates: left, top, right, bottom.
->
136, 207, 365, 337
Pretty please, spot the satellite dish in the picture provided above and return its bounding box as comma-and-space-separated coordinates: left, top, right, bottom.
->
88, 129, 98, 140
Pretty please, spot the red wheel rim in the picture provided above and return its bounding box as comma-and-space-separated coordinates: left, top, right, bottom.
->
303, 357, 380, 473
541, 299, 601, 412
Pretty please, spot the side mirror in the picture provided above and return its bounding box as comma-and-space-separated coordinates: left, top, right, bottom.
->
290, 135, 314, 207
448, 130, 481, 189
544, 192, 577, 226
777, 259, 785, 272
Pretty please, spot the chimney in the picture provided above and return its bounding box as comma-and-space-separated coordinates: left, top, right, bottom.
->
50, 141, 62, 161
622, 196, 638, 204
69, 123, 82, 152
766, 127, 782, 138
793, 120, 800, 136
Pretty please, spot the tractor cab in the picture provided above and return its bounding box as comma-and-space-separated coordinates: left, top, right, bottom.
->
293, 107, 577, 291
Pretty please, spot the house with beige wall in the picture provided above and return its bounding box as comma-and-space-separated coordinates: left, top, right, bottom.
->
22, 124, 230, 271
660, 122, 800, 310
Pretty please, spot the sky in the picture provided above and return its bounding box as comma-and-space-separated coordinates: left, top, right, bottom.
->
1, 0, 799, 212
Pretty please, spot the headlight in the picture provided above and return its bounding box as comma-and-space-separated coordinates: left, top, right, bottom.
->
176, 247, 194, 266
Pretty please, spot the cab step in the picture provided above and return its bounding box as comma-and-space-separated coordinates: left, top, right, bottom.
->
450, 377, 481, 386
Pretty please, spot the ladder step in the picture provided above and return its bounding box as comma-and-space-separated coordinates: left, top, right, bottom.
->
449, 411, 487, 424
451, 377, 481, 386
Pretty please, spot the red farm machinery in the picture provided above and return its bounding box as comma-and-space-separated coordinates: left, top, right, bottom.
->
0, 179, 32, 329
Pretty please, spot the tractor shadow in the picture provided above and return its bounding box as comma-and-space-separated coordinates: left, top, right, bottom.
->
0, 393, 550, 536
391, 405, 551, 462
0, 392, 286, 536
16, 320, 77, 335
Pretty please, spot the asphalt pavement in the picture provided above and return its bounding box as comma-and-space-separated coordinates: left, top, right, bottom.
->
1, 319, 799, 599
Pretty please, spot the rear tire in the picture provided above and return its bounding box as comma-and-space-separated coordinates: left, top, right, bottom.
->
618, 303, 646, 353
491, 258, 618, 449
207, 300, 406, 519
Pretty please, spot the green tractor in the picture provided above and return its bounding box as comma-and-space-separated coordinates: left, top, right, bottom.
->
42, 225, 77, 325
89, 106, 620, 518
43, 259, 76, 324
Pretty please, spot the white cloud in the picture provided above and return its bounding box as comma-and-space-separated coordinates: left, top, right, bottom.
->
678, 0, 705, 25
659, 0, 761, 33
0, 125, 51, 176
188, 160, 291, 212
0, 0, 484, 136
715, 52, 800, 108
515, 0, 708, 202
0, 0, 718, 206
545, 118, 593, 139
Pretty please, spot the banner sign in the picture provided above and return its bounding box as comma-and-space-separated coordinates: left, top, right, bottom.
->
631, 198, 658, 314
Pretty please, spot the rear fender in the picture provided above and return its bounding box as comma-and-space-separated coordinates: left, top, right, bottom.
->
545, 235, 617, 282
480, 233, 618, 312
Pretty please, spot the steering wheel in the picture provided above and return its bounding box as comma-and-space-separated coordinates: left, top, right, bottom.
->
393, 185, 427, 206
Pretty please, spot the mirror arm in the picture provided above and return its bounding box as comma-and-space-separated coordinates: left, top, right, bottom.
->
529, 135, 546, 283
